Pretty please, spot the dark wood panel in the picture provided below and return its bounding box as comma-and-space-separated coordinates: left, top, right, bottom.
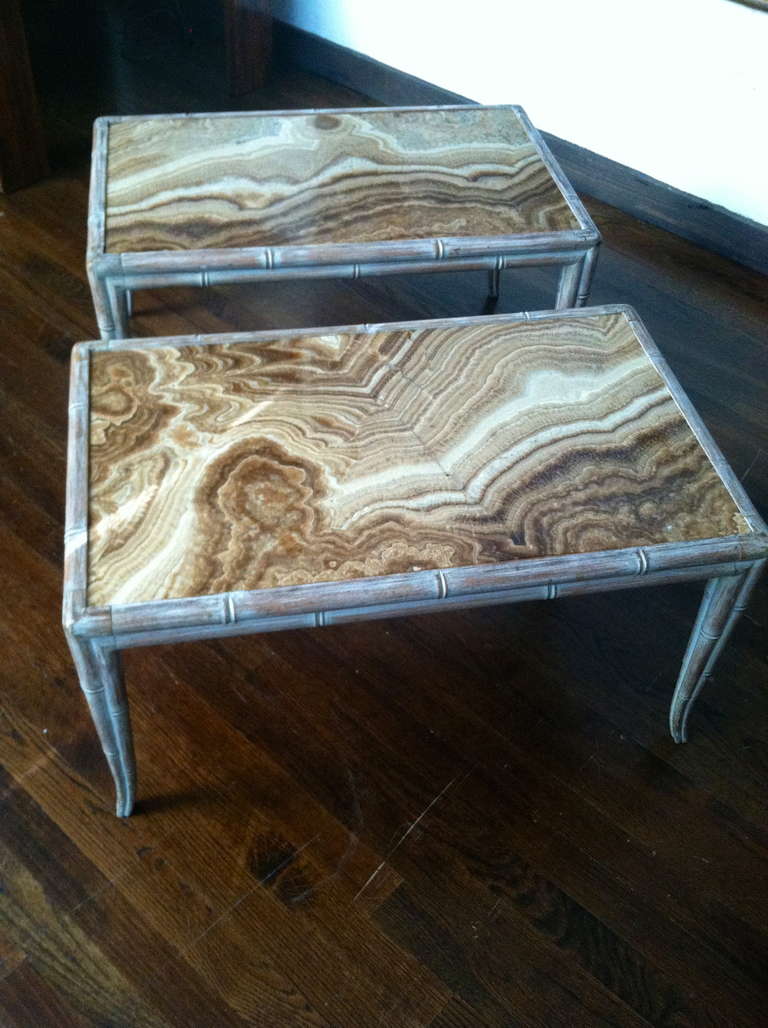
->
0, 0, 48, 191
0, 23, 767, 1028
224, 0, 272, 95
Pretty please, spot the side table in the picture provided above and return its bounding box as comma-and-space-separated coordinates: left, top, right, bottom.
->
63, 305, 766, 815
86, 104, 600, 339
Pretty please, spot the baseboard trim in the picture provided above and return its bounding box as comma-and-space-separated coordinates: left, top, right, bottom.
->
274, 21, 768, 277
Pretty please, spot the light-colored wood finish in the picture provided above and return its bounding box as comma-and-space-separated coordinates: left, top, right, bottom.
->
64, 632, 135, 816
86, 104, 600, 338
63, 305, 767, 816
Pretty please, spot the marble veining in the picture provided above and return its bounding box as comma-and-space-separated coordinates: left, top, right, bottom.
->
86, 313, 747, 607
103, 107, 580, 253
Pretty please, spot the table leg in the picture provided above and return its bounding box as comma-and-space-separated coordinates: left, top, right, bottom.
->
555, 260, 581, 309
669, 563, 763, 743
576, 244, 600, 307
487, 263, 501, 300
106, 280, 130, 339
66, 633, 136, 816
88, 271, 116, 341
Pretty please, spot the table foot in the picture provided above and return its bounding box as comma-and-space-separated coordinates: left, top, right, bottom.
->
66, 634, 136, 816
669, 564, 763, 743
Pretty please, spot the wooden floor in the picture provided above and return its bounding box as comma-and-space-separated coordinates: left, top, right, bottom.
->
2, 24, 768, 1027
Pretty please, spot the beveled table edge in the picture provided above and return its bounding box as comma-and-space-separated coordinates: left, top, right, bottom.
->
62, 304, 768, 646
85, 103, 599, 267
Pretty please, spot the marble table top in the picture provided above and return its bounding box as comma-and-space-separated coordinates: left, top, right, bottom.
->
102, 106, 582, 255
85, 309, 747, 607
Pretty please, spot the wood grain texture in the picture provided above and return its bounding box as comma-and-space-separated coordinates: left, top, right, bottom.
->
103, 106, 579, 254
86, 311, 747, 607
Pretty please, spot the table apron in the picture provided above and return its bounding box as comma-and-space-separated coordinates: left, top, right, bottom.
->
101, 560, 754, 651
106, 250, 593, 293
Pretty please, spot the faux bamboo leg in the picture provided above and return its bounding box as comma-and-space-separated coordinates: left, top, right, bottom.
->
66, 633, 136, 816
555, 260, 581, 309
106, 280, 130, 339
88, 269, 116, 341
670, 563, 763, 743
576, 244, 600, 307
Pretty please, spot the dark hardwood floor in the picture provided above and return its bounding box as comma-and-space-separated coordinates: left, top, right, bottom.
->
1, 18, 767, 1027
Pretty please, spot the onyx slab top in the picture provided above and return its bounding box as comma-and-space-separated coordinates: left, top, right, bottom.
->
98, 105, 586, 257
74, 307, 757, 609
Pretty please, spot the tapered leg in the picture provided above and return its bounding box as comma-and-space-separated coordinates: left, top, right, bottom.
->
555, 260, 581, 309
65, 633, 136, 816
670, 564, 763, 743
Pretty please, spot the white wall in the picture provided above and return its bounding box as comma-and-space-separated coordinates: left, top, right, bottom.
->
274, 0, 768, 226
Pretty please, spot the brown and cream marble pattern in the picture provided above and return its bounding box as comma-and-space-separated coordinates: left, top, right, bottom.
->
86, 312, 747, 607
103, 107, 580, 254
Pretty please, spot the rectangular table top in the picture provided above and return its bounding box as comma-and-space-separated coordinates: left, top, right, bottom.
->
98, 105, 585, 257
78, 307, 754, 610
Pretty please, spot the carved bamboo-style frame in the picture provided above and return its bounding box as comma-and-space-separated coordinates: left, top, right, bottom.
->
86, 105, 601, 339
63, 305, 767, 816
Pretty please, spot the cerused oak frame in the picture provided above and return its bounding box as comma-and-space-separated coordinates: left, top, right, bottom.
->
86, 104, 601, 340
62, 305, 767, 817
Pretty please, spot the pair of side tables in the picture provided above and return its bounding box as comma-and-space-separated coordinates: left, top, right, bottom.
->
63, 104, 766, 816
